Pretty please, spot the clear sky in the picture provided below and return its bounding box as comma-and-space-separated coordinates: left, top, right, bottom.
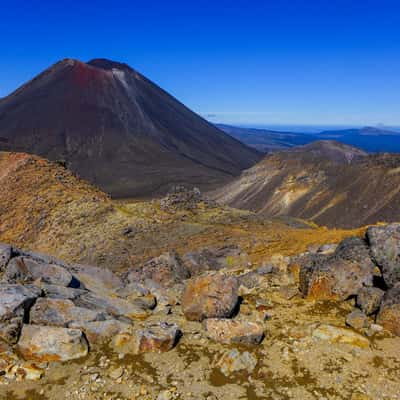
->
1, 0, 400, 126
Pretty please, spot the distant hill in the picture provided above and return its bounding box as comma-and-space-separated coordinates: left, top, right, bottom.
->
211, 140, 400, 228
318, 126, 400, 153
0, 58, 260, 198
217, 124, 400, 153
216, 124, 315, 152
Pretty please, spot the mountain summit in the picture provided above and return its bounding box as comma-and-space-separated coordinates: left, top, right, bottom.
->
0, 58, 260, 197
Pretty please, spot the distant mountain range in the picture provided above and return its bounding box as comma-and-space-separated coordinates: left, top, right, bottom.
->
217, 124, 400, 153
0, 59, 260, 198
211, 140, 400, 228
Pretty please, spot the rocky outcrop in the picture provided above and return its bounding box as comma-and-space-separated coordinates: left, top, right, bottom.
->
181, 273, 239, 321
0, 242, 186, 363
159, 186, 204, 212
295, 230, 400, 338
367, 223, 400, 288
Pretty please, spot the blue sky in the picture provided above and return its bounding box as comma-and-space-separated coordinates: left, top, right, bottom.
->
1, 0, 400, 126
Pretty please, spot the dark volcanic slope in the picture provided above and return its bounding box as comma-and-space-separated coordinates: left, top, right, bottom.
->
211, 140, 400, 228
0, 58, 260, 197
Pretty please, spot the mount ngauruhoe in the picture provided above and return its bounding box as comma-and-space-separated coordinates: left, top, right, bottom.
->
0, 58, 260, 197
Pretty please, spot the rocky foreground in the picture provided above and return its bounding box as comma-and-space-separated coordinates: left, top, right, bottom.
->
0, 223, 399, 399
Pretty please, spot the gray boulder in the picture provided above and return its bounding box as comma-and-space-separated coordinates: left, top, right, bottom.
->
4, 257, 73, 287
17, 325, 88, 362
0, 284, 41, 344
67, 263, 122, 295
182, 245, 245, 276
69, 319, 132, 347
367, 224, 400, 288
39, 283, 86, 300
112, 322, 181, 354
74, 292, 149, 321
299, 237, 375, 300
182, 273, 239, 321
126, 251, 190, 287
30, 298, 107, 327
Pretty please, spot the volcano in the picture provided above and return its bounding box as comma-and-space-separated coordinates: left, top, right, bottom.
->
0, 58, 260, 197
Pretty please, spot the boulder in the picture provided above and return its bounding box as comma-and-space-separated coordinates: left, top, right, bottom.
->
74, 292, 149, 321
30, 298, 107, 327
182, 248, 224, 276
345, 310, 370, 330
356, 287, 384, 315
112, 322, 181, 355
0, 284, 41, 344
126, 251, 190, 287
69, 320, 132, 346
67, 264, 122, 295
376, 285, 400, 336
300, 237, 375, 300
143, 280, 183, 308
182, 273, 239, 321
306, 258, 374, 301
312, 324, 370, 348
182, 245, 246, 276
4, 257, 73, 287
39, 283, 86, 300
0, 243, 12, 272
297, 253, 329, 295
17, 325, 89, 362
204, 319, 264, 345
367, 224, 400, 288
216, 349, 257, 376
334, 237, 374, 266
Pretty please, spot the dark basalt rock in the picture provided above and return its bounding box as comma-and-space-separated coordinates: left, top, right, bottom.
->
367, 224, 400, 288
